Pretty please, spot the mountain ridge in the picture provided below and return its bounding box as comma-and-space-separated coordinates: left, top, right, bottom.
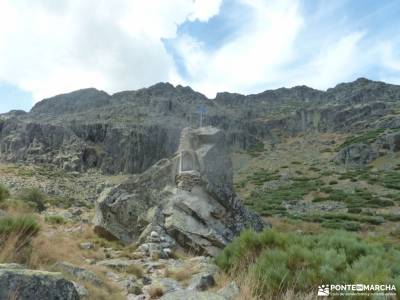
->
1, 77, 400, 175
7, 77, 397, 117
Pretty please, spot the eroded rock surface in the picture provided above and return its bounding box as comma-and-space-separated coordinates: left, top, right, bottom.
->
0, 264, 79, 300
94, 127, 265, 256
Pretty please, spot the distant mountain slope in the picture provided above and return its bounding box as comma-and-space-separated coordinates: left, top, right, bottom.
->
1, 78, 400, 174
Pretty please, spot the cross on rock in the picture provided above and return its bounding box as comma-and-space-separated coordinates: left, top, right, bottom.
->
196, 104, 207, 128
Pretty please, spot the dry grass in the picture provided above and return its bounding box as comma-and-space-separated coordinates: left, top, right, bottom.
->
148, 285, 164, 299
26, 223, 126, 299
125, 264, 144, 278
1, 199, 35, 215
164, 264, 201, 282
0, 232, 35, 264
28, 223, 105, 268
232, 270, 316, 300
0, 213, 40, 264
85, 283, 124, 300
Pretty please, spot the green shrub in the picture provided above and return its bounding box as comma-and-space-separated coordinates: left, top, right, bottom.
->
308, 166, 321, 172
246, 169, 280, 186
371, 172, 400, 190
320, 189, 393, 209
216, 229, 400, 298
378, 214, 400, 222
45, 215, 66, 225
0, 185, 10, 202
348, 208, 362, 214
18, 188, 46, 212
321, 186, 334, 194
0, 215, 40, 238
321, 170, 334, 176
321, 220, 361, 231
246, 179, 323, 215
46, 196, 73, 209
247, 142, 265, 157
338, 129, 385, 150
329, 180, 338, 185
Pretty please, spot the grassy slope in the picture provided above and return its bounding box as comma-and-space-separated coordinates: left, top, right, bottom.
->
227, 133, 400, 298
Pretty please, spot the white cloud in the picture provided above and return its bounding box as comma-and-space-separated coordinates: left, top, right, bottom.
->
381, 42, 400, 71
0, 0, 397, 106
0, 0, 223, 101
291, 31, 366, 89
172, 0, 388, 96
188, 0, 223, 22
173, 0, 305, 96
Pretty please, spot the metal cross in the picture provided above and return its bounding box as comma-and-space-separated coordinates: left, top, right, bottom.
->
196, 104, 207, 128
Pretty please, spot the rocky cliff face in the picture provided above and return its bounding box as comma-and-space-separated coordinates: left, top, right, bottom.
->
94, 127, 265, 256
1, 78, 400, 174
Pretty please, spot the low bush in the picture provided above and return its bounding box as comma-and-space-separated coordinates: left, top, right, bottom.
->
320, 189, 393, 209
308, 166, 321, 172
0, 214, 41, 263
148, 286, 164, 299
0, 214, 40, 238
125, 264, 144, 278
246, 169, 280, 186
18, 188, 46, 212
216, 229, 400, 299
45, 215, 66, 225
0, 185, 10, 202
247, 142, 265, 157
246, 179, 323, 216
371, 171, 400, 190
348, 208, 362, 214
338, 129, 385, 150
378, 214, 400, 222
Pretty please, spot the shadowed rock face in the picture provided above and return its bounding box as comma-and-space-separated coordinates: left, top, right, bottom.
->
94, 127, 265, 256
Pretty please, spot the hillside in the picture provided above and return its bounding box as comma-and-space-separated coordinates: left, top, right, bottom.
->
1, 78, 400, 299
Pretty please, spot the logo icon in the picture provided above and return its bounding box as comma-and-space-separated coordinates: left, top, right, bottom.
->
318, 285, 330, 296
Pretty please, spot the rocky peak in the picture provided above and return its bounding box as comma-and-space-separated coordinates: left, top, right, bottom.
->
31, 88, 111, 115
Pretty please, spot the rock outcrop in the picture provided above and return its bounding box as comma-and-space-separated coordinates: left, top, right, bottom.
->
334, 143, 378, 166
0, 264, 79, 300
94, 127, 265, 256
2, 78, 400, 175
335, 131, 400, 165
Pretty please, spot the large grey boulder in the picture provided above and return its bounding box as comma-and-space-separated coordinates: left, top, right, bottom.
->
334, 143, 378, 165
379, 132, 400, 152
94, 127, 265, 256
334, 131, 400, 166
0, 265, 79, 300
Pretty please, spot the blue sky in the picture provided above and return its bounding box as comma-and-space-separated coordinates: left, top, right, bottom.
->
1, 0, 400, 113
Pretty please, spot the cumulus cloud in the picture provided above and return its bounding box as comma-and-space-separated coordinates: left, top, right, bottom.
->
290, 31, 367, 89
0, 0, 399, 107
0, 0, 222, 101
171, 0, 399, 96
173, 0, 305, 96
